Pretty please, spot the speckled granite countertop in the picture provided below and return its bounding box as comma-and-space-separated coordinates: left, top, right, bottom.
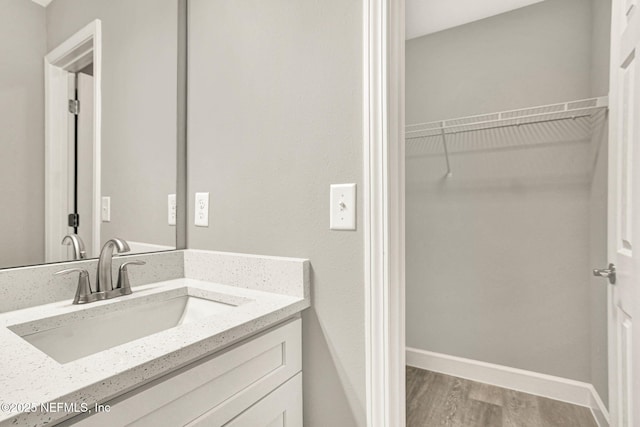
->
0, 250, 310, 426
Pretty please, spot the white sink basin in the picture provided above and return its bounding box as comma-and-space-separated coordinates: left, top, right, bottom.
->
12, 295, 236, 364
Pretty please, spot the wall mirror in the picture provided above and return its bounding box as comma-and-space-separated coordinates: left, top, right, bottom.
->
0, 0, 185, 269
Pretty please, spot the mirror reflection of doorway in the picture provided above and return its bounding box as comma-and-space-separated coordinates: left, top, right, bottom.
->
69, 68, 94, 259
44, 20, 101, 264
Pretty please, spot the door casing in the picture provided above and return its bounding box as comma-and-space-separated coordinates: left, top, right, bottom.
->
44, 20, 102, 262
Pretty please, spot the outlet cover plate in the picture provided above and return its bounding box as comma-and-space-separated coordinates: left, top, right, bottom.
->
194, 192, 209, 227
101, 196, 111, 222
168, 194, 176, 226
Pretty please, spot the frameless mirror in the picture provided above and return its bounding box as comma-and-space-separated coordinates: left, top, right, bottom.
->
0, 0, 184, 269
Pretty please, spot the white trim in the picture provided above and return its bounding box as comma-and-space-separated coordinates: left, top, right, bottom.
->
364, 0, 405, 426
127, 241, 175, 254
91, 24, 102, 258
363, 0, 387, 423
44, 64, 71, 262
589, 388, 611, 427
405, 0, 544, 41
406, 347, 610, 427
45, 20, 102, 262
31, 0, 53, 7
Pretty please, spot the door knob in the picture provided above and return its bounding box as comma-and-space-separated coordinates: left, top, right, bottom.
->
593, 263, 616, 285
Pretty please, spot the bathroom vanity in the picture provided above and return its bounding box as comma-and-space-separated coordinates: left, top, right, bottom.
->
0, 2, 316, 426
0, 250, 310, 426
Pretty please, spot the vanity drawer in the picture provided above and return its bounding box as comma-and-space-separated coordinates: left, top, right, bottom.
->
191, 373, 302, 427
67, 317, 301, 427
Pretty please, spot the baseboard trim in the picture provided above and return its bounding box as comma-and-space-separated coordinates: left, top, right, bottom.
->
588, 386, 609, 427
406, 347, 609, 426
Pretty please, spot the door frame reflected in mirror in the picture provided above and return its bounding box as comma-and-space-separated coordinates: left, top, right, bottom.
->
44, 20, 102, 263
0, 1, 187, 271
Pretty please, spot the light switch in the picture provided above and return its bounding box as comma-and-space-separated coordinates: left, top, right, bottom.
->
168, 194, 176, 226
101, 196, 111, 222
330, 184, 356, 230
194, 192, 209, 227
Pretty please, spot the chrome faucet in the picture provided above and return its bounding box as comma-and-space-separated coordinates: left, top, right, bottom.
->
61, 234, 87, 260
54, 238, 146, 304
55, 268, 93, 304
96, 238, 131, 293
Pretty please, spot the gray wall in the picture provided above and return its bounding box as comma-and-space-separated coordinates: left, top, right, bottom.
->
46, 0, 178, 251
0, 0, 46, 268
406, 0, 609, 385
406, 137, 593, 381
588, 0, 611, 406
589, 122, 609, 403
187, 0, 365, 425
406, 0, 591, 124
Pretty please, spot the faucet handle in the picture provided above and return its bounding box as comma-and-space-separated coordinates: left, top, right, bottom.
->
55, 268, 93, 304
116, 261, 146, 295
120, 260, 146, 268
54, 268, 88, 277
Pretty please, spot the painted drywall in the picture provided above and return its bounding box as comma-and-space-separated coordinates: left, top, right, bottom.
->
0, 0, 46, 269
406, 0, 605, 383
46, 0, 178, 252
406, 137, 593, 381
589, 121, 609, 404
588, 0, 611, 407
187, 0, 365, 425
406, 0, 592, 124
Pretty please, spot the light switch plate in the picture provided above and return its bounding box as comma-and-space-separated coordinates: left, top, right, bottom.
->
101, 196, 111, 222
194, 192, 209, 227
330, 184, 356, 230
168, 194, 176, 226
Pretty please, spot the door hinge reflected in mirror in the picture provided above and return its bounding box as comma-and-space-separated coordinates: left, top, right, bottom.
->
68, 213, 80, 228
68, 99, 79, 115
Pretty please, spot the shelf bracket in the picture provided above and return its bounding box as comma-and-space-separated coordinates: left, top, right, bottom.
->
439, 126, 452, 178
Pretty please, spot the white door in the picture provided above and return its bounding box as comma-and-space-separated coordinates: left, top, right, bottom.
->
607, 1, 640, 425
76, 72, 94, 257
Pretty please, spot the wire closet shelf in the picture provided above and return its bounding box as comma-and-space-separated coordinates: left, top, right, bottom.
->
405, 96, 609, 177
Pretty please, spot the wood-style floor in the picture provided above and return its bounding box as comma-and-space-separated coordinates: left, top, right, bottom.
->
406, 367, 598, 427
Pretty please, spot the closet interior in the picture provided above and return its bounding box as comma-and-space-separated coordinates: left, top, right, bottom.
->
405, 0, 611, 425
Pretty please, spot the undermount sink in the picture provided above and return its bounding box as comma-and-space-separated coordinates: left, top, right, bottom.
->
11, 294, 237, 364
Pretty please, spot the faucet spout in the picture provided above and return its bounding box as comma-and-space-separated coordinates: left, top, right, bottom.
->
61, 234, 87, 260
95, 238, 130, 293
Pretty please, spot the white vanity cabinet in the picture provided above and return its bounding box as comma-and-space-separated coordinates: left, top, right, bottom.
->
65, 318, 302, 427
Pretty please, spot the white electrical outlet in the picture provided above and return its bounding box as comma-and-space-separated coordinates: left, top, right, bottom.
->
168, 194, 176, 226
101, 196, 111, 222
194, 192, 209, 227
330, 184, 356, 230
